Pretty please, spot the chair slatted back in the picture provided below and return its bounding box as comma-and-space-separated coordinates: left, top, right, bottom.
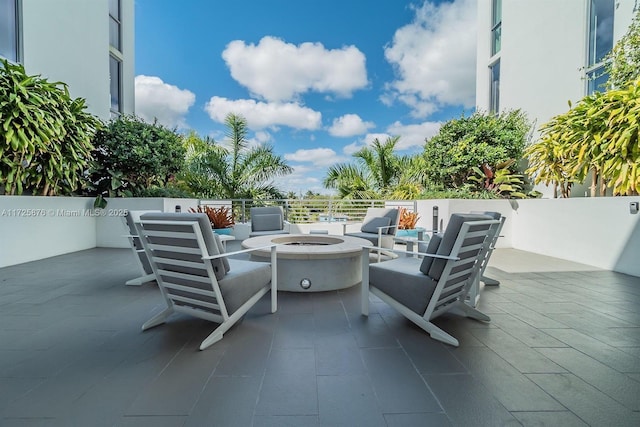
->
139, 219, 229, 322
426, 220, 497, 319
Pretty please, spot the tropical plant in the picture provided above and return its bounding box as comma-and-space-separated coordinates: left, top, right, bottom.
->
526, 79, 640, 196
324, 136, 419, 199
423, 110, 531, 189
189, 205, 235, 228
86, 115, 185, 203
181, 114, 292, 200
466, 159, 527, 198
398, 207, 420, 230
0, 59, 101, 195
605, 8, 640, 89
524, 135, 575, 198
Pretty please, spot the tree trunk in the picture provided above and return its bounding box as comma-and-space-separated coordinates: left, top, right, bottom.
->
600, 178, 607, 197
553, 182, 558, 198
590, 169, 598, 197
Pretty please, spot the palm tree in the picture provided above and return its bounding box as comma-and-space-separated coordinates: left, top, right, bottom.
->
181, 114, 292, 200
324, 136, 422, 199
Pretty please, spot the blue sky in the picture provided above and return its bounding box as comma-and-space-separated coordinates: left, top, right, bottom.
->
134, 0, 477, 194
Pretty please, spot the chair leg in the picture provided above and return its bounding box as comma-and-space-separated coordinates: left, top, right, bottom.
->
361, 248, 370, 316
482, 275, 500, 286
142, 307, 173, 330
200, 328, 225, 350
126, 273, 155, 286
271, 246, 278, 313
455, 302, 491, 322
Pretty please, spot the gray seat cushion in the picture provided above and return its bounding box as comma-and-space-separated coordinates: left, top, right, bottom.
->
220, 259, 272, 314
370, 257, 438, 315
344, 231, 380, 246
249, 229, 288, 237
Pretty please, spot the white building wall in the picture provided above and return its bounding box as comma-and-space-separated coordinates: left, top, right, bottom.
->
476, 0, 637, 197
20, 0, 134, 120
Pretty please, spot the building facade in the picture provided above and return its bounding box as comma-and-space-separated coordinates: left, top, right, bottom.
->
476, 0, 636, 196
0, 0, 135, 120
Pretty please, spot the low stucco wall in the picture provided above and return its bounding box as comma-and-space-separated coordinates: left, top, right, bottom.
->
415, 197, 640, 277
0, 196, 199, 267
0, 195, 97, 268
2, 196, 639, 277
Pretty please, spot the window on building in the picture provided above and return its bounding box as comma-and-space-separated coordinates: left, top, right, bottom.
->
110, 55, 122, 115
0, 0, 18, 62
586, 0, 614, 94
588, 0, 614, 66
490, 60, 500, 113
491, 0, 502, 56
109, 0, 121, 52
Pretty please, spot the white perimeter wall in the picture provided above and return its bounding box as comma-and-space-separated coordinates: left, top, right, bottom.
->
1, 196, 639, 277
0, 196, 96, 268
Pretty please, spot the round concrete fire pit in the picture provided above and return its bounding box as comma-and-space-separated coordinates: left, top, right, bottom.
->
241, 233, 370, 292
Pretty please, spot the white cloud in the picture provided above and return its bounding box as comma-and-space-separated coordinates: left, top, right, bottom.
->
341, 122, 440, 155
285, 148, 348, 167
204, 96, 322, 130
386, 121, 441, 150
384, 0, 477, 117
328, 114, 375, 137
343, 133, 391, 155
134, 75, 195, 128
222, 36, 368, 102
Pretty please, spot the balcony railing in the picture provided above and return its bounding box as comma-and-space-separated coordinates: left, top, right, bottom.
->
199, 198, 418, 224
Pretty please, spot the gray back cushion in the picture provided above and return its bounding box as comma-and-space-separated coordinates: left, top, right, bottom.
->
251, 207, 284, 231
252, 213, 283, 232
418, 234, 442, 275
140, 212, 229, 281
427, 213, 491, 280
361, 216, 391, 234
361, 208, 399, 234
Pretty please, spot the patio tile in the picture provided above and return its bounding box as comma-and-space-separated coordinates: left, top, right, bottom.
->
536, 347, 640, 410
361, 347, 441, 413
383, 412, 452, 427
527, 373, 640, 426
1, 246, 640, 425
317, 375, 386, 426
511, 411, 589, 426
425, 373, 520, 426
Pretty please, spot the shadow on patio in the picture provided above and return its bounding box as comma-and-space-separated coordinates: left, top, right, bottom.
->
0, 242, 639, 426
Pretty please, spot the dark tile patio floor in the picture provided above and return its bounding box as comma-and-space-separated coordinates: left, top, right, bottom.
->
0, 242, 639, 426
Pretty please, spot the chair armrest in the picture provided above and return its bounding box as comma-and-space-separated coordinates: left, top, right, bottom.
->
361, 245, 459, 260
203, 244, 279, 260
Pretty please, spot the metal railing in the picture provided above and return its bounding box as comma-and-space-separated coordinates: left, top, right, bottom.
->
199, 198, 418, 224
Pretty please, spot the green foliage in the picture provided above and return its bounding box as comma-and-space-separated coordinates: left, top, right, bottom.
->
423, 110, 531, 189
466, 159, 527, 198
605, 8, 640, 89
0, 59, 100, 195
179, 114, 292, 200
526, 79, 640, 196
324, 136, 422, 199
86, 115, 185, 198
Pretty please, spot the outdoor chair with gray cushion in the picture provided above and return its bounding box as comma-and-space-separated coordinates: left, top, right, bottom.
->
123, 210, 160, 286
137, 212, 278, 350
466, 211, 506, 307
344, 207, 400, 262
361, 213, 499, 347
249, 206, 289, 237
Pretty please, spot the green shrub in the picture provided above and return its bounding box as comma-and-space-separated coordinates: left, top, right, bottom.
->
0, 60, 100, 195
86, 115, 185, 200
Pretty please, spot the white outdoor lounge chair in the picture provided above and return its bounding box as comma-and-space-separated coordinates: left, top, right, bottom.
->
123, 210, 160, 286
466, 211, 506, 307
137, 212, 278, 350
361, 213, 499, 347
344, 207, 400, 262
